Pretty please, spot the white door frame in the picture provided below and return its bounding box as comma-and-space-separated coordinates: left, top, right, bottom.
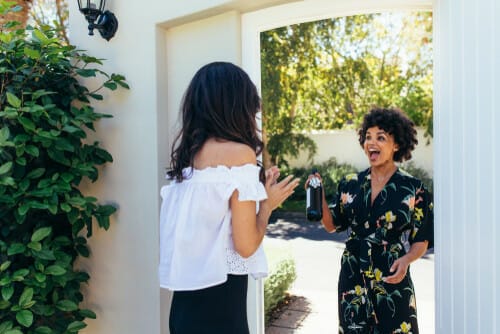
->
241, 1, 433, 333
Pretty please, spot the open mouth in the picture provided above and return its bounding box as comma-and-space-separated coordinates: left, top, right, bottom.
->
368, 149, 380, 160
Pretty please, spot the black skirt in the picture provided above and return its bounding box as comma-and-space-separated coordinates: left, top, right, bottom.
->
169, 274, 249, 334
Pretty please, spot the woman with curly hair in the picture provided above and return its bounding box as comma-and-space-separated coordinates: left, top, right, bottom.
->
159, 62, 300, 334
306, 107, 433, 333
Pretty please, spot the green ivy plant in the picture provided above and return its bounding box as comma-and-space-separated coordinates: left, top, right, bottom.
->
0, 2, 128, 333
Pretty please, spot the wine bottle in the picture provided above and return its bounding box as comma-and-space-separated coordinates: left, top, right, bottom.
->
306, 168, 323, 221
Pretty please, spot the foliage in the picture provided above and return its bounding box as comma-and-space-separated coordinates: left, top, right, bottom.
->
0, 3, 128, 333
261, 12, 433, 166
400, 161, 433, 194
29, 0, 68, 44
283, 158, 359, 203
280, 159, 433, 212
264, 252, 296, 324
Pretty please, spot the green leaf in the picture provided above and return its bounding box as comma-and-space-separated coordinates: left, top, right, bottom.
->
89, 93, 103, 101
0, 162, 12, 176
31, 227, 52, 242
4, 330, 23, 334
15, 310, 33, 327
0, 177, 15, 187
68, 197, 86, 206
96, 215, 110, 230
45, 265, 66, 276
60, 203, 71, 212
61, 173, 74, 183
24, 47, 41, 59
18, 288, 33, 307
32, 29, 49, 44
79, 308, 97, 319
0, 276, 12, 287
19, 179, 30, 192
6, 93, 21, 108
103, 82, 117, 90
18, 117, 36, 132
0, 300, 11, 309
7, 244, 25, 256
27, 242, 42, 251
17, 204, 29, 217
0, 261, 11, 272
25, 145, 39, 157
34, 326, 52, 334
1, 285, 14, 301
97, 204, 117, 216
15, 157, 26, 166
0, 321, 13, 333
34, 273, 46, 283
75, 245, 89, 257
0, 127, 11, 142
67, 321, 87, 332
26, 168, 45, 179
12, 269, 29, 281
75, 69, 97, 77
56, 300, 78, 311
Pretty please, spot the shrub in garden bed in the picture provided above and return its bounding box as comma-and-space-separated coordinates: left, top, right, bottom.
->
279, 158, 432, 212
264, 244, 296, 324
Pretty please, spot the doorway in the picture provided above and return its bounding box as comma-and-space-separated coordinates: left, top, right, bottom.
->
242, 1, 434, 333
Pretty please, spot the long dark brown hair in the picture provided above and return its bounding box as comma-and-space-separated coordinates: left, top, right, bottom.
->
168, 62, 263, 182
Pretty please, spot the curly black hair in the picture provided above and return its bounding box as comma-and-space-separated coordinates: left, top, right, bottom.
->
358, 107, 418, 162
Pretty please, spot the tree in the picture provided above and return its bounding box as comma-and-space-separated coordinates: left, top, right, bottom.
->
29, 0, 68, 44
261, 12, 433, 165
0, 0, 32, 27
0, 0, 69, 43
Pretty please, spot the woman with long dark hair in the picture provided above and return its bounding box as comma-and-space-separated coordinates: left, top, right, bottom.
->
159, 62, 299, 333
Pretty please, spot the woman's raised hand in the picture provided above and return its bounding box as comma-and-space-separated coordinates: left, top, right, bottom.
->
263, 166, 300, 211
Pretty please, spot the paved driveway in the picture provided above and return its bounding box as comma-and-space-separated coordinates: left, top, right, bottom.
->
264, 211, 435, 334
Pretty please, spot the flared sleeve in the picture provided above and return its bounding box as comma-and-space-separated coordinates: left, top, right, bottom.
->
224, 164, 268, 202
409, 182, 434, 249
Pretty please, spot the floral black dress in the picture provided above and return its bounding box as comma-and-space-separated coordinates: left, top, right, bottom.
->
329, 168, 433, 334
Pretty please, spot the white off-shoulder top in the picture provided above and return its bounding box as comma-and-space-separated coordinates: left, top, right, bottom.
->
158, 164, 269, 291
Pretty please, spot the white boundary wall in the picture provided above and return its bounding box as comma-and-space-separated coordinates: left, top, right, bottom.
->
286, 129, 433, 174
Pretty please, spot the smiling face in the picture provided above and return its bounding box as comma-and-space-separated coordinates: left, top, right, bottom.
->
363, 126, 399, 167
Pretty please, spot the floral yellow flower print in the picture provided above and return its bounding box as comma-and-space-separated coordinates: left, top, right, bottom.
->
395, 321, 412, 333
413, 207, 424, 221
385, 211, 397, 223
330, 168, 433, 334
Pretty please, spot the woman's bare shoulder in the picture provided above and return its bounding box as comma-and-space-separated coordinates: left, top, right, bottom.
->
196, 139, 257, 168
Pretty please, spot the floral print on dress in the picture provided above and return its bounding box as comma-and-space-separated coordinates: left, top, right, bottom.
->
331, 168, 433, 334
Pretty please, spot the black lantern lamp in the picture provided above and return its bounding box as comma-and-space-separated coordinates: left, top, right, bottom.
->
77, 0, 118, 41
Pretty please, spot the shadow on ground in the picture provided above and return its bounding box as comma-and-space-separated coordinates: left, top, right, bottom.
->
265, 296, 312, 333
268, 211, 434, 258
268, 211, 349, 242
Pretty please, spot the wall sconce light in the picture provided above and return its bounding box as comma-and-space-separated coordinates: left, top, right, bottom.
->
77, 0, 118, 41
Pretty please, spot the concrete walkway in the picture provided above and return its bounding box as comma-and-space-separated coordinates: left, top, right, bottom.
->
264, 212, 435, 334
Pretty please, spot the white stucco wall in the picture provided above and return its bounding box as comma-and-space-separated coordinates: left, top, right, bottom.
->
69, 1, 288, 334
286, 129, 433, 174
67, 0, 500, 333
